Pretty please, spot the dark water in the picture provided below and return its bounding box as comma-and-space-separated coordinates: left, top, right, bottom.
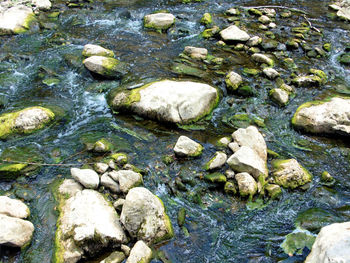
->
0, 0, 350, 262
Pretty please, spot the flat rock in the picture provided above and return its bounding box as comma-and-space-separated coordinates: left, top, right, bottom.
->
58, 179, 83, 197
70, 168, 99, 189
82, 44, 114, 58
109, 170, 143, 193
292, 97, 350, 136
83, 56, 127, 78
305, 222, 350, 263
55, 189, 128, 263
0, 5, 36, 35
144, 12, 175, 30
227, 146, 268, 178
220, 25, 250, 42
263, 67, 280, 79
108, 80, 219, 124
120, 187, 173, 244
0, 196, 30, 219
0, 214, 34, 247
126, 240, 152, 263
101, 173, 120, 193
251, 53, 274, 66
174, 136, 203, 157
184, 46, 208, 60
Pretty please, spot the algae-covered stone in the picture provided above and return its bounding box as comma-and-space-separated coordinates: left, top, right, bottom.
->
265, 184, 282, 199
220, 25, 250, 42
174, 136, 203, 157
111, 153, 128, 165
251, 53, 274, 66
225, 71, 243, 91
224, 181, 237, 195
0, 6, 36, 35
272, 159, 312, 189
291, 75, 323, 87
200, 13, 212, 25
205, 152, 227, 170
309, 69, 327, 84
338, 52, 350, 65
100, 251, 125, 263
83, 56, 127, 78
270, 88, 289, 106
201, 26, 220, 38
82, 44, 114, 58
0, 106, 55, 139
126, 240, 152, 263
120, 187, 174, 244
258, 15, 271, 24
291, 97, 350, 136
247, 36, 262, 47
217, 136, 231, 147
263, 68, 280, 79
108, 80, 219, 124
204, 172, 227, 183
183, 46, 208, 60
108, 170, 143, 193
93, 138, 113, 152
235, 172, 257, 197
144, 12, 175, 31
281, 229, 316, 256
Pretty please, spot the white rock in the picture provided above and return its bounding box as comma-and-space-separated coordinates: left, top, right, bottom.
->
262, 8, 276, 17
226, 8, 240, 16
220, 25, 250, 42
109, 170, 143, 193
227, 146, 268, 178
109, 80, 219, 124
120, 187, 173, 244
58, 179, 83, 197
121, 244, 131, 256
56, 189, 128, 262
205, 152, 227, 170
0, 214, 34, 247
232, 126, 267, 161
94, 162, 109, 174
100, 251, 125, 263
329, 4, 341, 11
305, 222, 350, 263
108, 160, 116, 169
271, 88, 289, 106
144, 13, 175, 30
235, 172, 257, 197
82, 44, 114, 58
258, 15, 271, 24
251, 53, 274, 66
228, 142, 240, 152
173, 136, 203, 157
225, 169, 235, 179
0, 6, 35, 35
70, 168, 99, 189
337, 7, 350, 21
247, 36, 261, 47
101, 173, 120, 193
113, 198, 125, 211
292, 97, 350, 135
263, 67, 280, 79
33, 0, 52, 10
83, 56, 126, 78
126, 240, 152, 263
184, 46, 208, 60
14, 107, 54, 132
268, 22, 277, 28
218, 136, 231, 147
0, 196, 30, 219
225, 71, 243, 90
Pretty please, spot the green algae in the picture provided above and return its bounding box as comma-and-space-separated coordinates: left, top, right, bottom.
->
204, 173, 227, 183
200, 13, 212, 26
281, 229, 316, 256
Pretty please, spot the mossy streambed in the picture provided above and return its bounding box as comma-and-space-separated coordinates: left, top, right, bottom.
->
0, 0, 350, 262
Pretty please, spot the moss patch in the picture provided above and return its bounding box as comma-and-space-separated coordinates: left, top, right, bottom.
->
204, 172, 227, 183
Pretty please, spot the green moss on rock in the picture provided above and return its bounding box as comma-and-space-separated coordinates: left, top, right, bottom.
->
204, 172, 227, 183
200, 13, 212, 25
281, 229, 316, 256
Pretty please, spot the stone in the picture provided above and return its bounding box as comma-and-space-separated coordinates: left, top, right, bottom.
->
101, 173, 120, 193
258, 15, 271, 24
337, 7, 350, 21
111, 153, 128, 165
58, 179, 83, 197
204, 173, 227, 183
0, 106, 55, 139
265, 184, 282, 199
225, 71, 243, 91
200, 13, 212, 25
205, 152, 227, 170
329, 4, 341, 11
108, 170, 143, 193
108, 80, 219, 124
228, 142, 240, 152
218, 136, 231, 147
262, 8, 276, 17
270, 88, 289, 106
126, 240, 152, 263
231, 126, 267, 161
227, 146, 268, 178
120, 187, 173, 244
83, 56, 127, 78
0, 214, 34, 247
0, 6, 36, 35
144, 12, 175, 30
70, 168, 99, 189
184, 46, 208, 60
225, 169, 235, 179
94, 162, 109, 174
220, 25, 250, 42
235, 172, 257, 197
224, 182, 237, 195
272, 159, 312, 189
268, 22, 277, 28
113, 198, 125, 211
251, 53, 274, 66
174, 136, 203, 157
33, 0, 52, 10
292, 75, 323, 87
82, 44, 114, 58
93, 138, 113, 152
226, 8, 240, 16
100, 251, 125, 263
55, 189, 128, 263
121, 244, 131, 256
292, 98, 350, 136
0, 196, 30, 219
305, 222, 350, 263
247, 36, 262, 47
263, 68, 280, 79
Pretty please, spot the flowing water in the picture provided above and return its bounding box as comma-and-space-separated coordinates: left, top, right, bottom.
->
0, 0, 350, 262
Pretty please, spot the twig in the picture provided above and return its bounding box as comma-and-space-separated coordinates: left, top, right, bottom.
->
302, 14, 321, 33
241, 5, 308, 15
0, 160, 88, 167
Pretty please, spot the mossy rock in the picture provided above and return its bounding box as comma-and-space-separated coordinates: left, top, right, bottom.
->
201, 26, 220, 38
248, 8, 263, 16
309, 69, 327, 84
242, 68, 260, 76
281, 229, 316, 256
200, 13, 212, 26
338, 52, 350, 65
204, 173, 227, 184
224, 181, 237, 195
110, 153, 128, 165
265, 184, 282, 199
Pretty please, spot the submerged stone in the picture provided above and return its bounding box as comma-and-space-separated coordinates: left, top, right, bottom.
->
108, 80, 219, 124
270, 88, 289, 106
183, 46, 208, 60
281, 229, 316, 256
100, 251, 125, 263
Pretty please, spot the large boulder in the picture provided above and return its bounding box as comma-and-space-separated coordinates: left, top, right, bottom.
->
305, 222, 350, 263
120, 187, 174, 244
0, 214, 34, 247
55, 187, 128, 263
144, 12, 175, 30
0, 196, 30, 219
220, 25, 250, 42
82, 44, 114, 58
126, 240, 152, 263
0, 5, 36, 35
83, 56, 127, 78
227, 146, 268, 178
0, 106, 55, 139
108, 80, 219, 124
272, 159, 312, 189
292, 97, 350, 136
174, 136, 203, 157
231, 126, 267, 161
